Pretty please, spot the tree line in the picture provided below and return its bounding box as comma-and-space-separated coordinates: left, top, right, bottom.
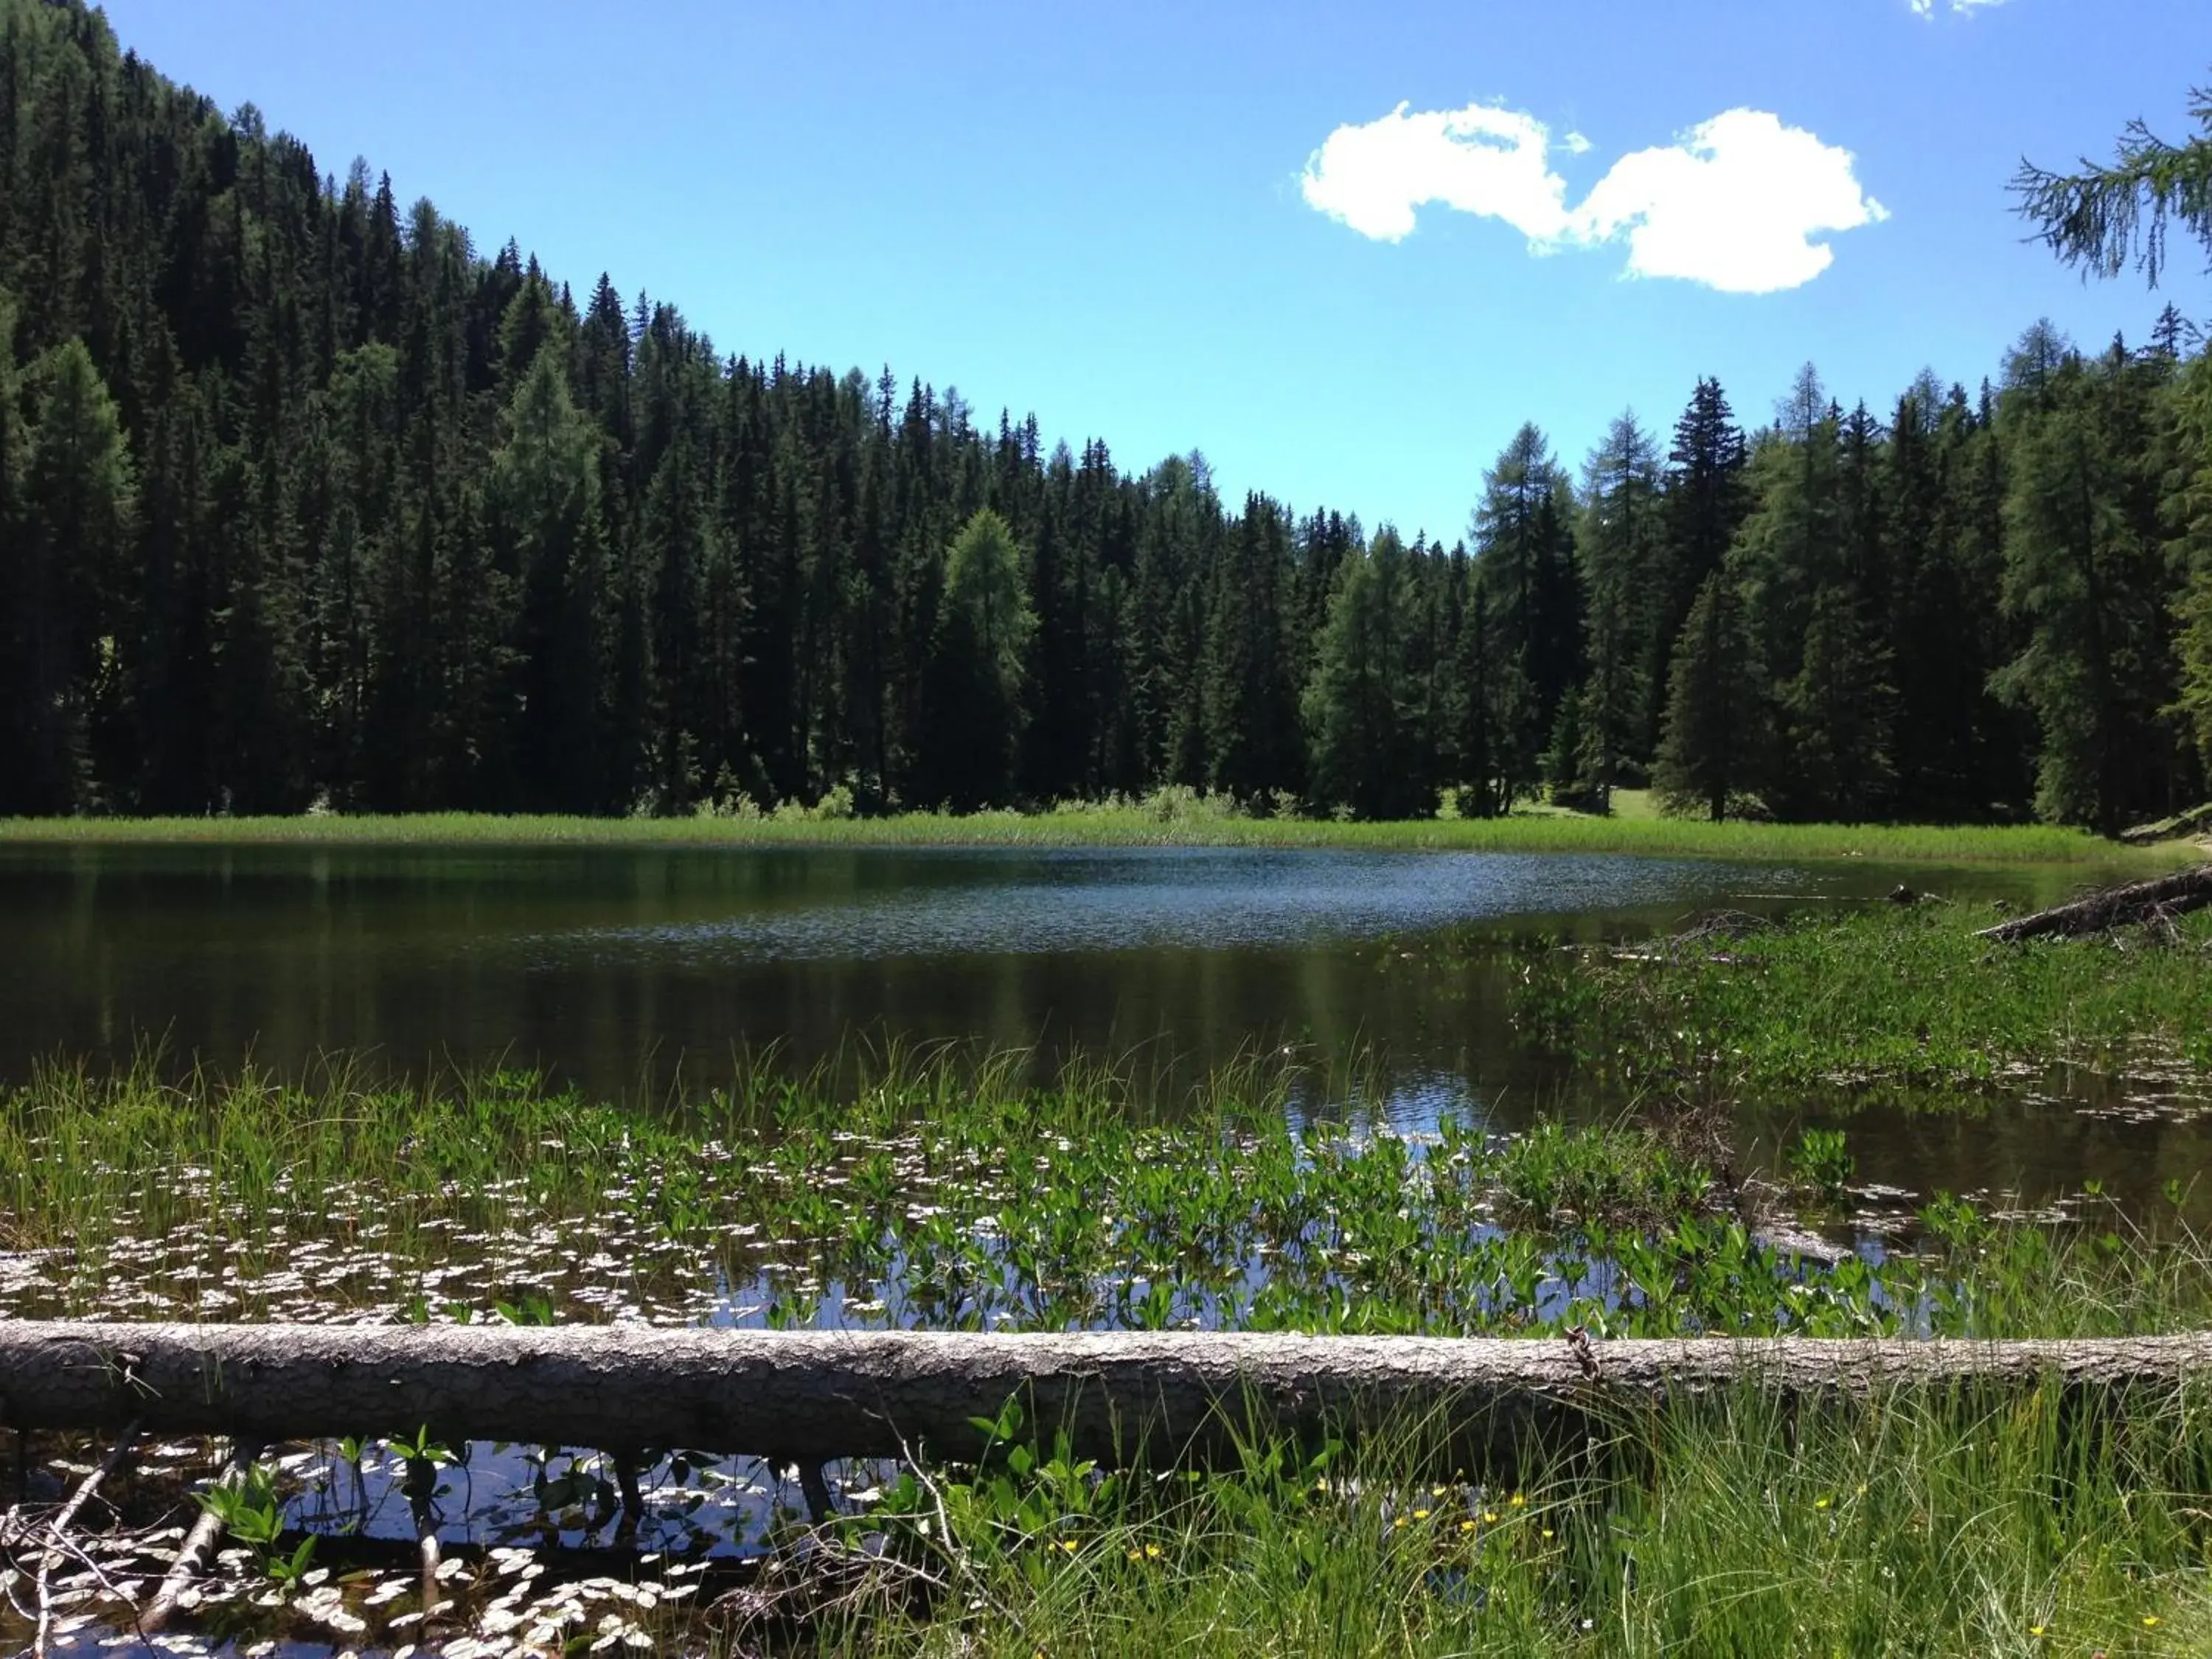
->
3, 0, 2210, 830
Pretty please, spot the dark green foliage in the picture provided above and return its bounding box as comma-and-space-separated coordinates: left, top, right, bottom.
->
1650, 378, 1750, 763
3, 334, 132, 812
1652, 570, 1762, 820
1991, 333, 2188, 831
1470, 424, 1583, 807
1201, 495, 1303, 804
1301, 529, 1436, 819
926, 508, 1034, 810
1, 0, 2208, 828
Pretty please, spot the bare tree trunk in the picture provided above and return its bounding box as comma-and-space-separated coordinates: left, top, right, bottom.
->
3, 1324, 2208, 1470
1978, 863, 2212, 942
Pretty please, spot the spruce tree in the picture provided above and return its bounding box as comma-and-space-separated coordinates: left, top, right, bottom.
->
1471, 423, 1582, 804
1652, 380, 1750, 759
1653, 570, 1762, 821
927, 507, 1034, 810
7, 336, 133, 812
1303, 528, 1431, 819
1201, 493, 1301, 803
1991, 336, 2182, 830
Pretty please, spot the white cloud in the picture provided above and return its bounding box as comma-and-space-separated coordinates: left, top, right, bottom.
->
1573, 110, 1890, 293
1295, 100, 1573, 243
1299, 100, 1888, 294
1910, 0, 2011, 14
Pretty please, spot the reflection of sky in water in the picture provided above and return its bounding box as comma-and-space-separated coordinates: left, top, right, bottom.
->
530, 849, 1796, 964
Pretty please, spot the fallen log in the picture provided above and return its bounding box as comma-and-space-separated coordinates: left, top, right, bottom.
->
2, 1324, 2209, 1472
1976, 862, 2212, 943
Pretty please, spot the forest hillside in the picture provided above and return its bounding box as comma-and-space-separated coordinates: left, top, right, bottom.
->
3, 0, 2210, 828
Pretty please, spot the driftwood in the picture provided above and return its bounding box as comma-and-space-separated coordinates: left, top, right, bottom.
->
1977, 863, 2212, 943
139, 1439, 260, 1636
29, 1417, 139, 1658
2, 1324, 2209, 1473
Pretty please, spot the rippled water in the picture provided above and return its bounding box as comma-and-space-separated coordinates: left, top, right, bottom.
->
1, 838, 2193, 1212
527, 849, 1761, 961
0, 841, 1812, 1092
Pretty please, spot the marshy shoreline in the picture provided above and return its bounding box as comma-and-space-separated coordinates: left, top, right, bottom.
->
4, 892, 2212, 1653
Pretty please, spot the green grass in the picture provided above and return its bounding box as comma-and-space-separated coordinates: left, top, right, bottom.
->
811, 1384, 2212, 1658
1510, 903, 2212, 1099
0, 798, 2189, 866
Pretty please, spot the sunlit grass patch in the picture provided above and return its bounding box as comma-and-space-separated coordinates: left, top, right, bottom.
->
815, 1382, 2212, 1658
0, 801, 2185, 866
1509, 902, 2212, 1099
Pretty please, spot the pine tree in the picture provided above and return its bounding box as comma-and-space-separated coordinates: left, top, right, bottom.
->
1652, 379, 1750, 760
1992, 335, 2182, 830
5, 335, 133, 812
3, 0, 2208, 831
2167, 346, 2212, 776
926, 507, 1034, 809
1653, 569, 1762, 821
1785, 585, 1895, 821
1577, 411, 1663, 792
1201, 493, 1301, 803
1303, 528, 1432, 819
487, 343, 610, 811
2013, 74, 2212, 287
1470, 423, 1582, 804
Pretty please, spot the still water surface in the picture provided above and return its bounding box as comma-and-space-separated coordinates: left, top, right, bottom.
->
0, 841, 1884, 1087
0, 841, 2194, 1208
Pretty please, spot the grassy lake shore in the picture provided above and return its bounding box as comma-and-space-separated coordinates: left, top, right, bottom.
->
0, 799, 2199, 866
1509, 902, 2212, 1101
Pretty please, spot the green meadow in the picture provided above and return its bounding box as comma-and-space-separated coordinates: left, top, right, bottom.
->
0, 795, 2190, 867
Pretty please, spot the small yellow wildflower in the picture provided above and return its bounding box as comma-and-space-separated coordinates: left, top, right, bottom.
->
1814, 1496, 1832, 1511
1054, 1538, 1079, 1554
2143, 1615, 2162, 1628
1509, 1492, 1527, 1509
1393, 1516, 1408, 1529
1854, 1484, 1867, 1497
2028, 1627, 2045, 1638
1483, 1511, 1500, 1524
1458, 1520, 1476, 1534
1412, 1508, 1431, 1520
1541, 1528, 1555, 1540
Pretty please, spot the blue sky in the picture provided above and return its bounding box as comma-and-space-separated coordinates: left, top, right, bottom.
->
95, 0, 2211, 546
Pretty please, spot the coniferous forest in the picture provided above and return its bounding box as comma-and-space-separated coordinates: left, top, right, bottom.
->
4, 0, 2212, 831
